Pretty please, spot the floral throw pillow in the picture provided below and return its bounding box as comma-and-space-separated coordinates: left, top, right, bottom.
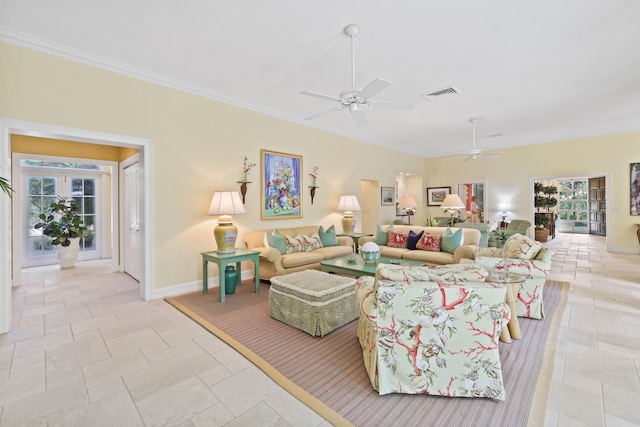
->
503, 234, 542, 259
301, 232, 323, 252
284, 234, 305, 254
387, 231, 408, 248
415, 232, 441, 251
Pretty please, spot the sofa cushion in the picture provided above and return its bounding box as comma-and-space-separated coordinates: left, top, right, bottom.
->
503, 233, 542, 259
401, 250, 453, 265
265, 229, 286, 254
318, 225, 338, 247
313, 245, 354, 260
442, 227, 463, 254
301, 232, 323, 252
375, 224, 393, 245
280, 252, 324, 268
407, 230, 423, 250
379, 246, 411, 258
415, 232, 441, 251
284, 234, 306, 254
535, 247, 555, 263
387, 231, 408, 248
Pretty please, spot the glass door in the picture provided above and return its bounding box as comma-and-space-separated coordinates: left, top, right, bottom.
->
22, 168, 103, 267
556, 179, 589, 233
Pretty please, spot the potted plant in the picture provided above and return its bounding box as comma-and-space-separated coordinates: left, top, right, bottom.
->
0, 176, 13, 198
534, 181, 557, 242
34, 196, 87, 268
534, 213, 550, 242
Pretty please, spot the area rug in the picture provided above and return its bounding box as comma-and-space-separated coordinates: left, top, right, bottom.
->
166, 279, 568, 427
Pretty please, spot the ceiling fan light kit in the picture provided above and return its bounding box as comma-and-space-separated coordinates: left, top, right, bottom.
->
301, 24, 413, 126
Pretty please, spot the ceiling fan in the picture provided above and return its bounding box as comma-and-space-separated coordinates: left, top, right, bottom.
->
447, 118, 503, 162
301, 24, 413, 126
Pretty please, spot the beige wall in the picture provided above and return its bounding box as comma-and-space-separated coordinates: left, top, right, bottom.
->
0, 42, 426, 290
424, 131, 640, 252
2, 42, 638, 292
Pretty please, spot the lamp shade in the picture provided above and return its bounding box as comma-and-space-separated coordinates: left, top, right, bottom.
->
499, 202, 509, 212
207, 191, 245, 254
397, 195, 417, 209
337, 195, 361, 212
440, 194, 465, 210
208, 191, 246, 218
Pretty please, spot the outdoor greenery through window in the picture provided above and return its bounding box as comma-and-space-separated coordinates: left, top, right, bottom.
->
557, 179, 588, 233
21, 159, 101, 170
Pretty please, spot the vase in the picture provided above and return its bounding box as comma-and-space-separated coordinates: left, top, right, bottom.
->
56, 238, 80, 268
243, 172, 249, 182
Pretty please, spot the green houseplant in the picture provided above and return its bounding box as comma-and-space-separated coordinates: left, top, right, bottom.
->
35, 197, 87, 268
0, 176, 13, 198
534, 181, 557, 242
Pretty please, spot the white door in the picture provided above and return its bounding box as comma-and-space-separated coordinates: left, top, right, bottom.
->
123, 163, 142, 281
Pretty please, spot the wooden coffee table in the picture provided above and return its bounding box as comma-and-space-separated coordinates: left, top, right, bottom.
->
320, 255, 426, 277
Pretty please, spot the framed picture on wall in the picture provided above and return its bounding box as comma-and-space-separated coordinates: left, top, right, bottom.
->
261, 149, 303, 219
427, 186, 451, 206
631, 163, 640, 215
381, 187, 394, 206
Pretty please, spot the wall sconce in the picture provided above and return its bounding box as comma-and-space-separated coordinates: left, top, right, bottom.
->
337, 195, 361, 233
397, 194, 417, 225
208, 191, 246, 253
440, 194, 465, 226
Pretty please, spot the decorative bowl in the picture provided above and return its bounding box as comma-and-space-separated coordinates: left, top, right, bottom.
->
360, 242, 381, 264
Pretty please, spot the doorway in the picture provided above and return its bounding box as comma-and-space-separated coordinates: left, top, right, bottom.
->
0, 119, 153, 334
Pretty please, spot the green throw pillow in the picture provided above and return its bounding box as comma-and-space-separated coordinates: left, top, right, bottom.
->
375, 224, 393, 245
318, 225, 338, 247
441, 227, 463, 254
266, 229, 286, 254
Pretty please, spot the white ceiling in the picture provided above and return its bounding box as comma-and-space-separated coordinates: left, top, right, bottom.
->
2, 1, 640, 158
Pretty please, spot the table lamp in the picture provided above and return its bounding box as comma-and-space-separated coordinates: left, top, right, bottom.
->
499, 202, 509, 222
397, 194, 417, 225
440, 194, 465, 226
337, 195, 361, 233
208, 191, 246, 253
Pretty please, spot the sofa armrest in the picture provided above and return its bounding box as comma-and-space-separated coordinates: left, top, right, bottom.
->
337, 236, 355, 250
475, 256, 551, 278
253, 246, 284, 264
475, 247, 504, 258
358, 235, 375, 247
453, 244, 479, 263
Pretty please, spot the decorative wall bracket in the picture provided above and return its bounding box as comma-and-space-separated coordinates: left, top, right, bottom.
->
309, 186, 318, 204
237, 181, 251, 204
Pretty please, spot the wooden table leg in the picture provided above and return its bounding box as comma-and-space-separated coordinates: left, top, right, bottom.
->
505, 282, 522, 340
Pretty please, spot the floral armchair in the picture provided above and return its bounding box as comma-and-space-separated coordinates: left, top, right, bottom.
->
474, 233, 554, 319
356, 263, 510, 400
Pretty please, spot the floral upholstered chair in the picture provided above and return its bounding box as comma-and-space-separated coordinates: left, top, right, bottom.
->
356, 263, 510, 400
474, 233, 554, 319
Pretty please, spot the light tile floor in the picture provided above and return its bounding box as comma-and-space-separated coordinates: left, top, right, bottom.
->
0, 233, 638, 426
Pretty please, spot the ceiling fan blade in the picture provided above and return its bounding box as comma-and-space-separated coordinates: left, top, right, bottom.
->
300, 91, 343, 103
462, 156, 473, 163
351, 109, 368, 126
357, 79, 391, 100
444, 155, 469, 161
483, 153, 503, 159
370, 101, 414, 110
304, 106, 344, 121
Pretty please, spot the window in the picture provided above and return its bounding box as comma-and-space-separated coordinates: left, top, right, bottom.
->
557, 179, 588, 233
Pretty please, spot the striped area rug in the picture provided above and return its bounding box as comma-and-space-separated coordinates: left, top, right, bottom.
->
166, 279, 568, 427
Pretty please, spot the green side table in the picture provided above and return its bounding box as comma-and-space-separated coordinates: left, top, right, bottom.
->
337, 232, 373, 253
201, 248, 260, 302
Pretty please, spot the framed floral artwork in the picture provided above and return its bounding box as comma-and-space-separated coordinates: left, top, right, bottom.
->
261, 150, 303, 219
427, 186, 451, 206
632, 163, 640, 215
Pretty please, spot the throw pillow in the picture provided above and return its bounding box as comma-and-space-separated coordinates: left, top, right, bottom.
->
387, 231, 408, 248
301, 232, 323, 252
416, 232, 441, 251
284, 234, 305, 254
265, 229, 286, 255
407, 230, 424, 250
441, 227, 463, 254
503, 233, 542, 259
318, 225, 338, 247
375, 224, 393, 245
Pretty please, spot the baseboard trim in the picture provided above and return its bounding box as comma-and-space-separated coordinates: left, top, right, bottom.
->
151, 270, 255, 299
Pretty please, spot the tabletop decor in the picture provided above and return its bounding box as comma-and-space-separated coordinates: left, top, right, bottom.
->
261, 150, 302, 219
238, 156, 256, 204
207, 191, 246, 253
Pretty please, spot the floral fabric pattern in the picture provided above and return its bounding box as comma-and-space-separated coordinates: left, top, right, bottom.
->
502, 233, 542, 259
301, 232, 323, 252
415, 232, 441, 251
387, 231, 408, 248
356, 264, 509, 400
284, 234, 305, 254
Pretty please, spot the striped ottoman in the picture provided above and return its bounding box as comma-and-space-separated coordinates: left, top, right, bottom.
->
269, 270, 358, 337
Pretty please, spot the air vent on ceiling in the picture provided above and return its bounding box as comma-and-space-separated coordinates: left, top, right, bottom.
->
421, 86, 459, 102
